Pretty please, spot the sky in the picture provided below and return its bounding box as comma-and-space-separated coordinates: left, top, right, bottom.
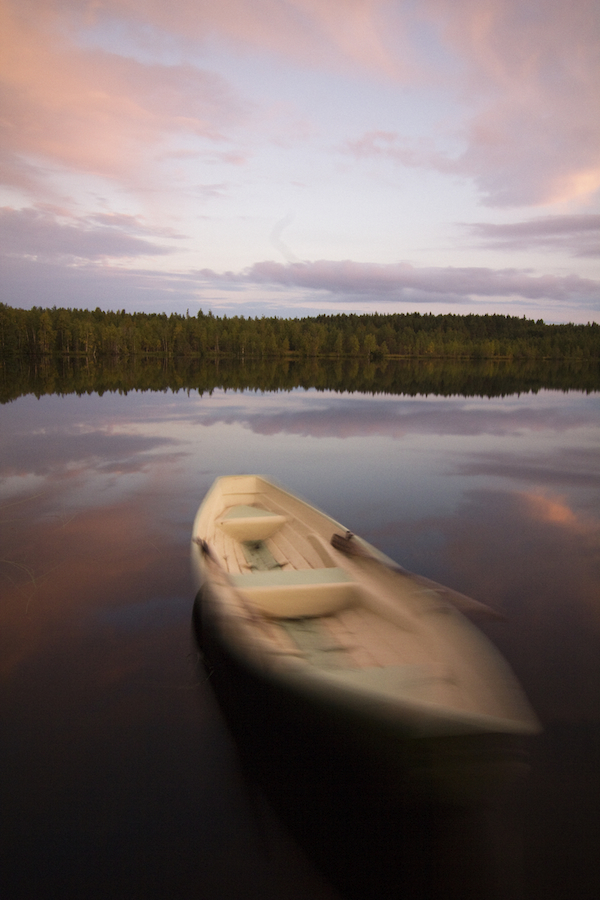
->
0, 0, 599, 322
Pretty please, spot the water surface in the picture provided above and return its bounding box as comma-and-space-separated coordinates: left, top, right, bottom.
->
1, 378, 599, 898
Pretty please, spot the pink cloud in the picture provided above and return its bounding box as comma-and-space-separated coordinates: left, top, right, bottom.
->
345, 130, 456, 174
0, 2, 247, 194
422, 0, 600, 205
64, 0, 406, 78
3, 1, 598, 210
341, 1, 600, 206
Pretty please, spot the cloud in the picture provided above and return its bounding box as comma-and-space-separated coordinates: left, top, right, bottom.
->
198, 258, 600, 304
0, 2, 247, 194
3, 249, 597, 317
462, 215, 600, 258
345, 108, 600, 209
3, 0, 598, 211
342, 0, 600, 206
0, 255, 200, 313
0, 206, 179, 261
345, 130, 453, 171
60, 0, 405, 78
85, 211, 187, 239
1, 0, 598, 324
192, 183, 231, 201
430, 0, 600, 206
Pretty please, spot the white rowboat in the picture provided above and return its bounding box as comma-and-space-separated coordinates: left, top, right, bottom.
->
191, 475, 540, 803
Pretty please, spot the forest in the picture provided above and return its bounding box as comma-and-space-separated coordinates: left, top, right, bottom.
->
1, 302, 599, 361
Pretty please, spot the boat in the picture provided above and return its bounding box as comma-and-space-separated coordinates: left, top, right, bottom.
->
191, 475, 541, 803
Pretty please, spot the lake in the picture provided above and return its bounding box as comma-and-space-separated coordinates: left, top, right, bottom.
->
1, 364, 599, 899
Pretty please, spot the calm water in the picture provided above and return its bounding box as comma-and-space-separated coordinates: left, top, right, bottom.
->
1, 381, 599, 899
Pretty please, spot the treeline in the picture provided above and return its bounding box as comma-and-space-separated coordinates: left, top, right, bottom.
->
2, 356, 599, 405
1, 302, 599, 361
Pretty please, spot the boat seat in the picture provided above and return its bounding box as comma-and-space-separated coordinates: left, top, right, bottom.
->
217, 505, 287, 542
230, 567, 360, 618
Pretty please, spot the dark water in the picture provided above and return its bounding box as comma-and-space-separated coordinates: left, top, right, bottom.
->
1, 377, 599, 899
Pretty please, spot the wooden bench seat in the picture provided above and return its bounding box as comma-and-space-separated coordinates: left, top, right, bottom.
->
217, 505, 287, 542
230, 567, 360, 618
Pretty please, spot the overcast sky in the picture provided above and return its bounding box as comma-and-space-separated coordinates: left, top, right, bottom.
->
1, 0, 599, 322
